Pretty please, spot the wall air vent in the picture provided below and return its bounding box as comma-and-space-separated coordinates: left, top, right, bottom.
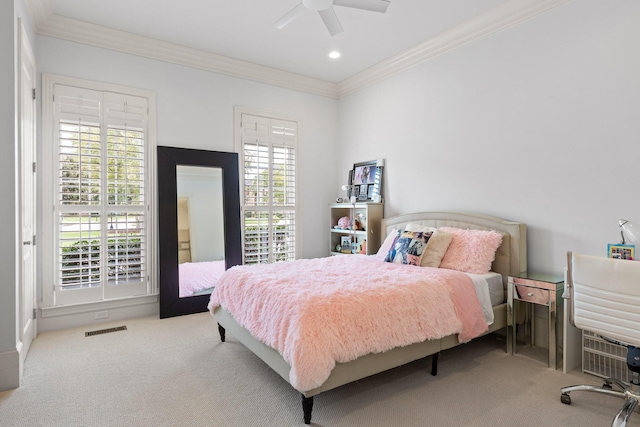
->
85, 325, 127, 337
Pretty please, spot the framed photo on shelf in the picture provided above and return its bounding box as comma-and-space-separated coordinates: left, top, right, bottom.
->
340, 236, 352, 253
345, 180, 359, 200
358, 184, 368, 201
607, 243, 635, 260
349, 160, 383, 202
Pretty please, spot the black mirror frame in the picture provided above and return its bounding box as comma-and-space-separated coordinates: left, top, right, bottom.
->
157, 146, 242, 318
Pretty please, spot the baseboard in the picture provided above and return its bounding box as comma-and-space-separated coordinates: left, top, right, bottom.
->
0, 348, 20, 391
39, 296, 159, 332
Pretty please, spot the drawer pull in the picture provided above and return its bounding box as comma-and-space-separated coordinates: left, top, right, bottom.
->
527, 292, 533, 297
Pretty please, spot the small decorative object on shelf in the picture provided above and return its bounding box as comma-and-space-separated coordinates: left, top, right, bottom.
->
340, 236, 352, 254
337, 216, 351, 229
336, 216, 362, 230
355, 212, 366, 230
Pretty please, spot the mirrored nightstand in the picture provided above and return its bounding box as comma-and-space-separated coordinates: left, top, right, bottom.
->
507, 272, 564, 368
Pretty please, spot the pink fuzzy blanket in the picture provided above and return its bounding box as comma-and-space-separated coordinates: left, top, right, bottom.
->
208, 255, 488, 392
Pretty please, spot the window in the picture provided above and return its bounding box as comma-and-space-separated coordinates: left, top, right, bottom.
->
42, 75, 156, 307
236, 109, 299, 264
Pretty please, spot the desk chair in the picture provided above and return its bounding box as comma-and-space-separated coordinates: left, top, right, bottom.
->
561, 251, 640, 427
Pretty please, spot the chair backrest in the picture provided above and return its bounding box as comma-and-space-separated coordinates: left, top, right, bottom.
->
567, 251, 640, 347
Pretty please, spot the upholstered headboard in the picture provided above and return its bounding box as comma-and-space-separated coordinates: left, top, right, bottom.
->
381, 212, 527, 284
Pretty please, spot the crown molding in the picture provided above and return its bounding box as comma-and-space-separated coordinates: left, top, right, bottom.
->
32, 8, 339, 99
337, 0, 571, 98
26, 0, 569, 99
23, 0, 53, 29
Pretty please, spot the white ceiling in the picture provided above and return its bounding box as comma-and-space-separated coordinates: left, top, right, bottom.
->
49, 0, 508, 82
27, 0, 569, 97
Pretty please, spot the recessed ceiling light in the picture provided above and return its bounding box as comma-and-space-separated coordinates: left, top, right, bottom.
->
328, 51, 341, 59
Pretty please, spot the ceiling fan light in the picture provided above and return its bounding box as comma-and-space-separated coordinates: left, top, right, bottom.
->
275, 0, 389, 35
303, 0, 333, 11
328, 51, 341, 59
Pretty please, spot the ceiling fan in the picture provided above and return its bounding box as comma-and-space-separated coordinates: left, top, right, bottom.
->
273, 0, 390, 36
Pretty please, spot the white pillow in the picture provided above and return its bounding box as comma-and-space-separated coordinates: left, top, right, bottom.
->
404, 223, 453, 268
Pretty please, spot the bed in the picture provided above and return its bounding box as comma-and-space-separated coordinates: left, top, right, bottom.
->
209, 211, 526, 424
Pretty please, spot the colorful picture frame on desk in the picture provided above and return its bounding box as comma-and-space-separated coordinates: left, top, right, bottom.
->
607, 243, 635, 260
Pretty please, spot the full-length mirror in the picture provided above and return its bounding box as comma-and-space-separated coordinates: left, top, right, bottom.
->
158, 146, 241, 318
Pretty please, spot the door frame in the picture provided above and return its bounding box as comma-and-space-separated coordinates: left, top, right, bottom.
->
17, 17, 37, 377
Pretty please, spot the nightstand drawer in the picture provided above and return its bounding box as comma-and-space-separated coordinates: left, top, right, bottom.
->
514, 284, 550, 305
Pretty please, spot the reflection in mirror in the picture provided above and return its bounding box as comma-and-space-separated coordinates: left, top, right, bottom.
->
176, 166, 225, 298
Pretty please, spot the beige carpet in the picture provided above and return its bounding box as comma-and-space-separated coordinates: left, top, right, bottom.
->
0, 313, 630, 426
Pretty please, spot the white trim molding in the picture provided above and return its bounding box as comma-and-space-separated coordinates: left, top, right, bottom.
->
39, 294, 158, 319
337, 0, 572, 97
40, 73, 158, 308
38, 294, 159, 333
25, 0, 570, 98
234, 106, 304, 260
32, 11, 338, 99
0, 348, 20, 391
22, 0, 52, 29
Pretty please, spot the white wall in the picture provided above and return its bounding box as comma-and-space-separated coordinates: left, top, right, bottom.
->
36, 36, 340, 302
0, 0, 19, 391
338, 1, 640, 274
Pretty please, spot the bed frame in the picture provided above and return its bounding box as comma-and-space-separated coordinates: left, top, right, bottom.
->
213, 211, 526, 424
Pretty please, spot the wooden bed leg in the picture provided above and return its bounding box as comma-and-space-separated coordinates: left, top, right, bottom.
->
431, 352, 439, 376
302, 395, 314, 424
217, 323, 226, 342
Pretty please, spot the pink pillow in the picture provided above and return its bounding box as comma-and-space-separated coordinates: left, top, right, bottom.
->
376, 228, 399, 259
438, 227, 503, 274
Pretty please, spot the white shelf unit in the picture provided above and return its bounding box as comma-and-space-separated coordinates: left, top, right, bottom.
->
329, 202, 383, 256
582, 330, 630, 384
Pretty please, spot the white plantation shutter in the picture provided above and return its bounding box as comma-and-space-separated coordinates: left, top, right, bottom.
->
240, 113, 298, 264
53, 84, 149, 305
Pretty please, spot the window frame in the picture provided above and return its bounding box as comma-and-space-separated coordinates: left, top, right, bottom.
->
41, 74, 157, 309
234, 106, 302, 263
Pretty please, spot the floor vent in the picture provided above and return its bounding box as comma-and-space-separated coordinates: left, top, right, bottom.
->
85, 325, 127, 337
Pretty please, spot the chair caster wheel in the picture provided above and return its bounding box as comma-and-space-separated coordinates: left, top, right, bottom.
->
561, 393, 571, 405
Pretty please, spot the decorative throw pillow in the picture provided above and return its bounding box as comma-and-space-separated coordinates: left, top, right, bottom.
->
384, 230, 432, 266
438, 227, 504, 274
404, 223, 453, 268
376, 228, 399, 259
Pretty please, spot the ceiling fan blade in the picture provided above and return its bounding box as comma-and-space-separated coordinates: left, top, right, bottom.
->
273, 3, 307, 30
318, 7, 343, 36
333, 0, 390, 13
